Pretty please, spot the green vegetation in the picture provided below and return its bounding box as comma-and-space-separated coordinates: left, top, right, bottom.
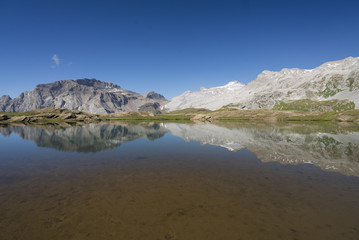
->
316, 135, 341, 148
284, 112, 338, 122
0, 110, 39, 117
168, 108, 210, 114
1, 107, 359, 124
318, 87, 341, 98
337, 110, 359, 116
216, 117, 251, 121
345, 142, 358, 157
100, 114, 191, 122
317, 75, 344, 98
112, 108, 359, 124
273, 99, 355, 112
257, 100, 269, 108
221, 103, 241, 109
347, 77, 354, 88
305, 90, 316, 98
211, 108, 359, 123
346, 77, 359, 92
315, 135, 343, 157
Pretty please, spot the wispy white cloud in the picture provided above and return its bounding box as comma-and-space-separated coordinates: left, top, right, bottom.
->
51, 54, 60, 67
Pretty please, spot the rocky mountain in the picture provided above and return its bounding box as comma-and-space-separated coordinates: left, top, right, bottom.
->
0, 78, 168, 114
165, 81, 244, 110
165, 57, 359, 111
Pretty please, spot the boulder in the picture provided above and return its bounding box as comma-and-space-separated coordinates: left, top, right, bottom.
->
60, 113, 76, 119
191, 114, 212, 122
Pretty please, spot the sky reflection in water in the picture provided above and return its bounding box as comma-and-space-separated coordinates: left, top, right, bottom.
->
0, 122, 359, 240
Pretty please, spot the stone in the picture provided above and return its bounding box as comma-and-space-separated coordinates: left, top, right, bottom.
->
0, 78, 168, 114
165, 57, 359, 111
191, 114, 212, 121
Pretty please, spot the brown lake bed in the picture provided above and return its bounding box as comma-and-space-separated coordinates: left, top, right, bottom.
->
1, 122, 359, 240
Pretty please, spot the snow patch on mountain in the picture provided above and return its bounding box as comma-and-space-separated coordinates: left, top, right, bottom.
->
165, 81, 245, 111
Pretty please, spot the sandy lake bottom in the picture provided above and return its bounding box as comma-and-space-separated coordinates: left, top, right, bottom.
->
0, 122, 359, 240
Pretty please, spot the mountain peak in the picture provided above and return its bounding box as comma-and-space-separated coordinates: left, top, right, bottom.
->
144, 91, 166, 99
223, 80, 244, 88
224, 80, 240, 86
0, 79, 168, 113
166, 56, 359, 111
75, 78, 121, 89
317, 56, 359, 70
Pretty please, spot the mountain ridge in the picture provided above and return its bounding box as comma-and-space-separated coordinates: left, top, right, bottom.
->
1, 57, 359, 114
0, 78, 168, 114
165, 56, 359, 111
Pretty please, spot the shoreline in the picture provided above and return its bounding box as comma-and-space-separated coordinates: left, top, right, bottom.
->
1, 107, 359, 125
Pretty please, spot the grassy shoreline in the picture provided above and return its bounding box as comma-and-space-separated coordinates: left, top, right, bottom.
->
1, 107, 359, 125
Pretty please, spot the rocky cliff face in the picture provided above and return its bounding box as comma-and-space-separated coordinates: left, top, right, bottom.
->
166, 57, 359, 111
165, 81, 244, 110
0, 78, 168, 114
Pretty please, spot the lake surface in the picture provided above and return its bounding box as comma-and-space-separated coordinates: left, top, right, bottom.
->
1, 122, 359, 240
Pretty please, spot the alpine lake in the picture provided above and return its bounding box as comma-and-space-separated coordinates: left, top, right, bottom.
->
1, 121, 359, 240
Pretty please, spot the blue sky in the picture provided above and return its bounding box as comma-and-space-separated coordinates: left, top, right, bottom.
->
1, 0, 359, 99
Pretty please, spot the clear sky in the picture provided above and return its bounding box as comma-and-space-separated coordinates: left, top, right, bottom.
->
1, 0, 359, 99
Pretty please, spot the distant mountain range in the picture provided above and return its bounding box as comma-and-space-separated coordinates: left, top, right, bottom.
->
166, 56, 359, 111
0, 78, 168, 114
1, 57, 358, 113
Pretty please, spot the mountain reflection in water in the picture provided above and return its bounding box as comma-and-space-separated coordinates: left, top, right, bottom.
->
165, 122, 359, 177
1, 122, 359, 240
0, 123, 168, 153
1, 122, 359, 177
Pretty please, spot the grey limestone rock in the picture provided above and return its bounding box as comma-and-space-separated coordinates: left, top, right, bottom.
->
166, 57, 359, 111
0, 78, 168, 114
0, 95, 11, 111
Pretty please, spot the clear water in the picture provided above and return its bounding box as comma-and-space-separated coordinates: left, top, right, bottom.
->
0, 122, 359, 240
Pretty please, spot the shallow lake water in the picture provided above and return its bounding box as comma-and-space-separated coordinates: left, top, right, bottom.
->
0, 122, 359, 240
